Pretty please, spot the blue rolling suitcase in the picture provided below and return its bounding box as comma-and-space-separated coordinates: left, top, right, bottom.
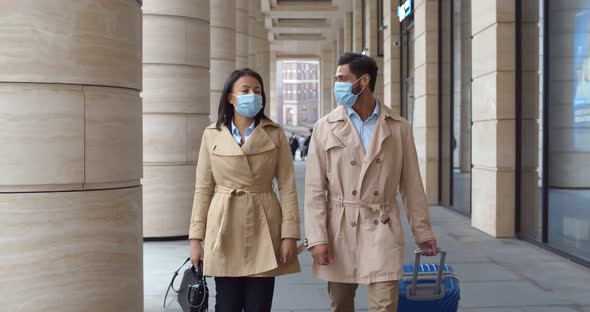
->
398, 249, 460, 312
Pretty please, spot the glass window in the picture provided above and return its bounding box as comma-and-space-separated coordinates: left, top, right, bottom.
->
547, 1, 590, 262
519, 0, 590, 263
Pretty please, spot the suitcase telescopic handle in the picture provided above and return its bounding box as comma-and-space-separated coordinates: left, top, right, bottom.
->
410, 248, 447, 296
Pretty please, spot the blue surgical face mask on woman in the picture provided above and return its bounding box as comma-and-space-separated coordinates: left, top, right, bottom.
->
231, 93, 263, 118
333, 75, 367, 107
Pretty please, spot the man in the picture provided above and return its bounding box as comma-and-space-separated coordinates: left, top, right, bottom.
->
304, 52, 437, 311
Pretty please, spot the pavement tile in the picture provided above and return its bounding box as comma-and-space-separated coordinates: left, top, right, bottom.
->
460, 280, 570, 308
143, 161, 590, 311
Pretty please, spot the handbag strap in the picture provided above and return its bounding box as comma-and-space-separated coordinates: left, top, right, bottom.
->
163, 257, 192, 309
191, 259, 207, 286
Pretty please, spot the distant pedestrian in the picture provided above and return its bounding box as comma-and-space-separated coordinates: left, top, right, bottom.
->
298, 136, 306, 160
302, 128, 313, 160
289, 134, 300, 160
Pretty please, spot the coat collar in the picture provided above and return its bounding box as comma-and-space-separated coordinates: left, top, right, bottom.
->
328, 106, 365, 161
326, 101, 404, 124
326, 101, 404, 162
207, 119, 279, 156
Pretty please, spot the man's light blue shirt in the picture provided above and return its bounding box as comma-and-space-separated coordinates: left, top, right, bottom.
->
347, 101, 380, 152
231, 119, 256, 145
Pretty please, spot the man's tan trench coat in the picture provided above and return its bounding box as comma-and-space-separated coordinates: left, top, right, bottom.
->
189, 119, 301, 277
304, 103, 435, 285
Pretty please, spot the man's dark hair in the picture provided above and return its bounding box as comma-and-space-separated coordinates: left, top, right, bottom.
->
337, 52, 379, 92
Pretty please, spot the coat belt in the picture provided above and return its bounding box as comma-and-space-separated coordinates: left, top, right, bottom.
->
329, 197, 391, 224
211, 185, 275, 260
214, 185, 274, 195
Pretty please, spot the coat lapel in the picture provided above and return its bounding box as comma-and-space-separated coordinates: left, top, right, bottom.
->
329, 106, 365, 162
241, 119, 279, 155
208, 124, 245, 156
357, 104, 399, 193
363, 103, 393, 165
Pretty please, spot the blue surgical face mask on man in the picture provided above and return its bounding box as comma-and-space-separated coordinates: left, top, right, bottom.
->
232, 93, 263, 118
333, 75, 367, 107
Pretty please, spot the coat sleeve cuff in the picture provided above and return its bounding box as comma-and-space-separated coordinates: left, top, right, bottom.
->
281, 221, 301, 240
414, 231, 436, 244
306, 239, 329, 250
188, 221, 206, 240
304, 227, 329, 249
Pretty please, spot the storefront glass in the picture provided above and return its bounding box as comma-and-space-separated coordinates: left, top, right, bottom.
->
440, 0, 472, 216
519, 0, 590, 263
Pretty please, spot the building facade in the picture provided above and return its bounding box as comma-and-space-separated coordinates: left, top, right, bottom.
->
376, 0, 590, 264
277, 60, 320, 131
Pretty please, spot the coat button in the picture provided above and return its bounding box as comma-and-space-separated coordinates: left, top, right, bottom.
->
376, 158, 382, 164
351, 221, 357, 227
373, 220, 379, 225
351, 160, 357, 166
352, 190, 357, 196
373, 191, 379, 196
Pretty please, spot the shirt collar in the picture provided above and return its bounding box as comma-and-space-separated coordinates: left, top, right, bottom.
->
231, 119, 256, 136
347, 99, 381, 120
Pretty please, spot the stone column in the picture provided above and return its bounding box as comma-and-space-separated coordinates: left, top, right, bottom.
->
248, 0, 257, 68
321, 45, 334, 117
345, 12, 354, 52
364, 0, 385, 103
384, 0, 402, 113
270, 52, 279, 122
352, 0, 364, 52
0, 1, 143, 310
142, 0, 211, 238
332, 39, 339, 110
236, 0, 250, 68
412, 0, 440, 204
337, 26, 345, 59
471, 0, 516, 237
256, 19, 271, 116
210, 0, 236, 122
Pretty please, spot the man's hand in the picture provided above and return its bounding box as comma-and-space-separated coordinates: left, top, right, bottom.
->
418, 240, 438, 256
310, 244, 333, 265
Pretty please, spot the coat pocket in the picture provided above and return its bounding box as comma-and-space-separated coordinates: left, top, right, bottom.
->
326, 203, 345, 240
385, 203, 405, 247
204, 194, 224, 251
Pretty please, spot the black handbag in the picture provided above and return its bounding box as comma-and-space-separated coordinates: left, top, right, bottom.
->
163, 258, 209, 312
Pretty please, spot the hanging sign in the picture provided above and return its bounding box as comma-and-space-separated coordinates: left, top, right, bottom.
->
397, 0, 413, 22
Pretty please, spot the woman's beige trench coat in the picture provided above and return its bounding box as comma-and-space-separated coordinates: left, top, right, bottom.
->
189, 119, 301, 277
304, 103, 436, 285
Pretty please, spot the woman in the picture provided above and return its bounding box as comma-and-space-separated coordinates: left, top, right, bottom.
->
189, 68, 301, 312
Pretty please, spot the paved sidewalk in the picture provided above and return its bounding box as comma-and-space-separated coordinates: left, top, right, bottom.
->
144, 162, 590, 312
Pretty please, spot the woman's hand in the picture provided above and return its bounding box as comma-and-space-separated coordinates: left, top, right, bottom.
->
279, 238, 297, 264
190, 239, 204, 267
